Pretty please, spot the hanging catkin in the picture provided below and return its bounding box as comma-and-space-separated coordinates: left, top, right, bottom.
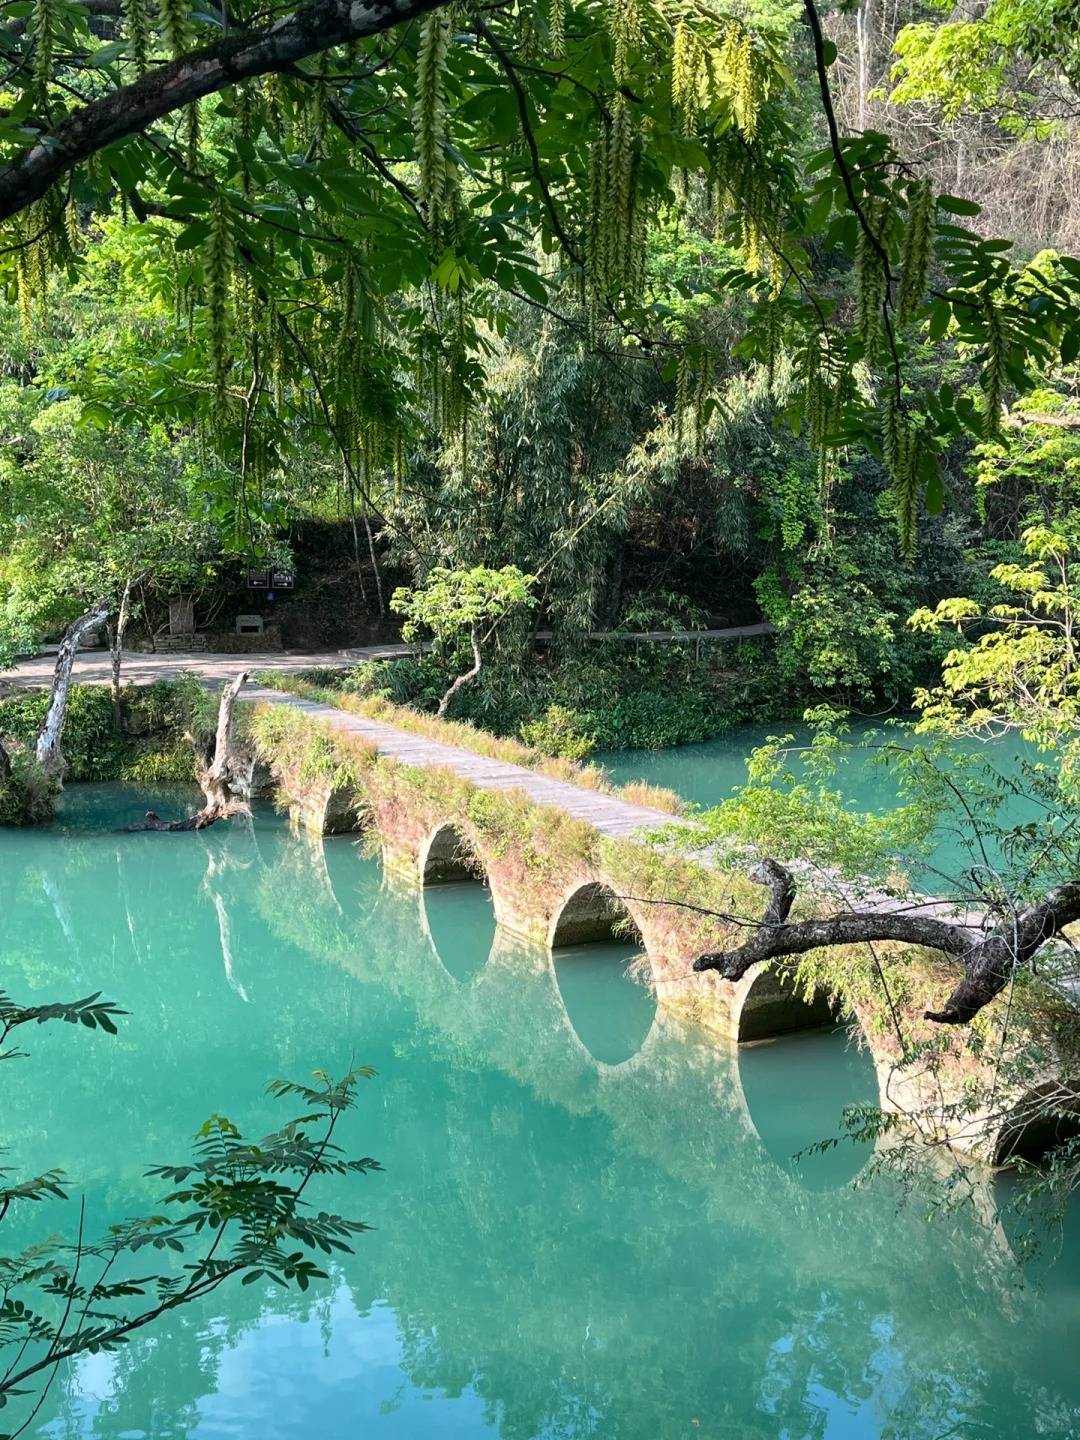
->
721, 22, 760, 139
413, 12, 452, 229
982, 298, 1006, 437
158, 0, 190, 55
548, 0, 565, 56
897, 178, 933, 326
672, 21, 705, 134
121, 0, 152, 74
205, 195, 234, 414
29, 0, 56, 101
854, 199, 888, 351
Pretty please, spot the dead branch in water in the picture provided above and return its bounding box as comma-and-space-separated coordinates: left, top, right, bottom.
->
125, 672, 251, 832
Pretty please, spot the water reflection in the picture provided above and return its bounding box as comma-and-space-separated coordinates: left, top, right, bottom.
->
1, 786, 1077, 1439
737, 1027, 877, 1190
552, 941, 657, 1065
422, 882, 496, 983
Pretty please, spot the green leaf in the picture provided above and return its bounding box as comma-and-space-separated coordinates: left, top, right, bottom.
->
937, 195, 981, 216
513, 267, 549, 304
927, 300, 950, 342
174, 221, 212, 251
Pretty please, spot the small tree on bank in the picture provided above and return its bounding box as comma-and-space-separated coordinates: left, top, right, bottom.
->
391, 566, 536, 718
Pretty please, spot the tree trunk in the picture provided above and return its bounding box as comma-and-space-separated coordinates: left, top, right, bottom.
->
365, 512, 386, 619
110, 579, 132, 731
436, 626, 482, 718
36, 602, 109, 784
0, 737, 10, 786
346, 466, 370, 609
126, 672, 251, 831
693, 858, 1080, 1026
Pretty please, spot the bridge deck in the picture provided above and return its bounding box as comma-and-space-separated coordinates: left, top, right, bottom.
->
245, 685, 676, 839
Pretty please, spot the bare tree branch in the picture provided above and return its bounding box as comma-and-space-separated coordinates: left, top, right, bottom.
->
35, 602, 109, 782
693, 859, 1080, 1025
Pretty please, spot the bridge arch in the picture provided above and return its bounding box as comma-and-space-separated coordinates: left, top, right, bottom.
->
264, 756, 368, 838
993, 1083, 1080, 1169
418, 823, 496, 984
419, 821, 487, 886
548, 880, 656, 1068
729, 960, 844, 1044
548, 880, 645, 951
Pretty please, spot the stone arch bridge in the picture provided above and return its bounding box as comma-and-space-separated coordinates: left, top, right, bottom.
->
6, 638, 1066, 1172
237, 679, 1073, 1169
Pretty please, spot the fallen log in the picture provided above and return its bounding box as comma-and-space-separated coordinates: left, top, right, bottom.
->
125, 672, 251, 832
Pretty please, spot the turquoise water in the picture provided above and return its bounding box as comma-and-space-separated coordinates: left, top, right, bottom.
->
598, 723, 1045, 883
1, 784, 1077, 1438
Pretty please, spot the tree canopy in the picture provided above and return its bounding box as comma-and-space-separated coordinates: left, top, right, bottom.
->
5, 0, 1080, 564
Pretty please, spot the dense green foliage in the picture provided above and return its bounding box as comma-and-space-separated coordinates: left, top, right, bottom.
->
0, 678, 205, 786
0, 0, 1078, 589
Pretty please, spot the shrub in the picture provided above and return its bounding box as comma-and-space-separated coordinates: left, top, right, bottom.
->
0, 746, 56, 824
581, 690, 720, 750
120, 740, 197, 783
0, 686, 126, 780
519, 704, 597, 760
0, 678, 205, 812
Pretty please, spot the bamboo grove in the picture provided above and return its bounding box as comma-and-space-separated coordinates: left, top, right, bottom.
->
3, 0, 1080, 554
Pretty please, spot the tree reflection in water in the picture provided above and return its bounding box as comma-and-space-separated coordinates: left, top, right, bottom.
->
0, 787, 1075, 1440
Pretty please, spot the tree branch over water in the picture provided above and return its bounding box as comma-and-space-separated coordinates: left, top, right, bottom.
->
694, 859, 1080, 1024
0, 0, 451, 223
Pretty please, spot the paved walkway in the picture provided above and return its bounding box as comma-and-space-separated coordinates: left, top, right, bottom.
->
1, 622, 773, 693
537, 623, 775, 643
0, 645, 414, 692
2, 647, 677, 838
245, 685, 677, 838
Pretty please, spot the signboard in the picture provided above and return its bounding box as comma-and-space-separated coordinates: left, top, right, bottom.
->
248, 567, 295, 590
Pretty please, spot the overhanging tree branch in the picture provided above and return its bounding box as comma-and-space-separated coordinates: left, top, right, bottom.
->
693, 858, 1080, 1025
0, 0, 452, 223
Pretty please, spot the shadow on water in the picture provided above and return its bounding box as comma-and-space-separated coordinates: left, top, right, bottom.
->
422, 882, 496, 983
737, 1025, 877, 1190
552, 941, 656, 1066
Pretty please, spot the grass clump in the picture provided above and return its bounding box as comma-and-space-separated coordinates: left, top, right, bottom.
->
254, 670, 684, 815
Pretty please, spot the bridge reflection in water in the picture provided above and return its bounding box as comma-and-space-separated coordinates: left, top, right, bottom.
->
423, 882, 496, 984
3, 790, 1076, 1440
552, 941, 657, 1066
738, 1027, 877, 1190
